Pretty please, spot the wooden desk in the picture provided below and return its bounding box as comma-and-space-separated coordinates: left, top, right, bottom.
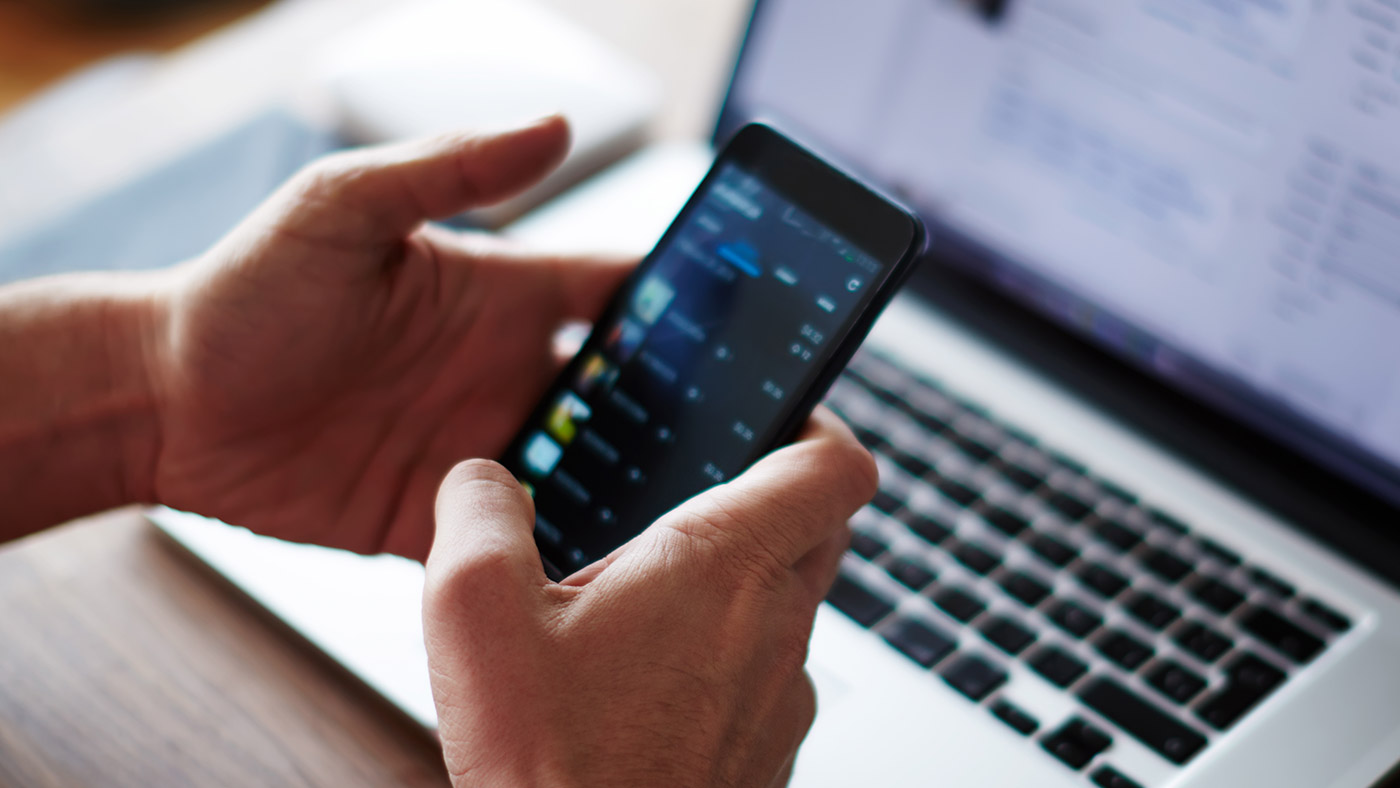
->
0, 1, 747, 785
0, 510, 448, 787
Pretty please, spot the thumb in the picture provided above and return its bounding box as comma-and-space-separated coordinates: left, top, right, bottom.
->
279, 115, 570, 245
426, 460, 549, 613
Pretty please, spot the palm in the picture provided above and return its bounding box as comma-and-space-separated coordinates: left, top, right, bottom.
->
151, 119, 629, 560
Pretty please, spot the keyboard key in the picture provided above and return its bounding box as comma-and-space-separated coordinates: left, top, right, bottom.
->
1030, 645, 1089, 688
1189, 575, 1246, 615
1002, 424, 1038, 448
870, 489, 903, 516
980, 615, 1038, 656
1078, 677, 1208, 765
901, 510, 954, 545
1042, 489, 1095, 522
886, 448, 933, 478
1000, 570, 1053, 607
1091, 765, 1144, 788
990, 699, 1039, 736
995, 460, 1045, 492
1047, 599, 1103, 639
1041, 717, 1112, 771
934, 476, 982, 508
885, 556, 936, 591
850, 426, 888, 451
1144, 508, 1190, 536
1030, 533, 1079, 568
949, 433, 997, 463
1196, 537, 1242, 567
978, 504, 1031, 537
849, 531, 887, 560
1196, 652, 1287, 731
1077, 562, 1129, 599
1092, 519, 1144, 553
826, 574, 895, 628
1126, 591, 1181, 631
882, 617, 958, 668
1246, 567, 1296, 599
1141, 547, 1193, 584
935, 586, 988, 623
1087, 476, 1138, 506
862, 380, 905, 408
1240, 606, 1324, 663
1095, 630, 1154, 671
1175, 621, 1233, 663
910, 409, 954, 435
1146, 659, 1208, 704
941, 653, 1007, 701
1299, 597, 1351, 633
953, 540, 1002, 576
1044, 450, 1089, 476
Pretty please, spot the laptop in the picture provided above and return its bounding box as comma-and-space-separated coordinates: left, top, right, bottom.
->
155, 1, 1400, 786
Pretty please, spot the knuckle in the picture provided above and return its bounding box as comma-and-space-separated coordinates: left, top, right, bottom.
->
843, 440, 881, 504
810, 431, 880, 510
431, 546, 517, 595
293, 152, 373, 202
793, 671, 818, 730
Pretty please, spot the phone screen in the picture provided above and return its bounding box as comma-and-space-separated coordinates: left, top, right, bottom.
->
504, 135, 918, 576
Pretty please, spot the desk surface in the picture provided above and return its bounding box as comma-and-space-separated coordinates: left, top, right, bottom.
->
0, 1, 746, 785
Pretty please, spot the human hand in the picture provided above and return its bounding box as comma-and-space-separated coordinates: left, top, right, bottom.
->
421, 407, 877, 788
147, 117, 630, 559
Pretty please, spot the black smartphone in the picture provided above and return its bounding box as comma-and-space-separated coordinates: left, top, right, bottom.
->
502, 123, 926, 578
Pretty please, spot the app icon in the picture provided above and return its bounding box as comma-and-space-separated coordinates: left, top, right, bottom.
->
632, 275, 677, 325
546, 392, 592, 446
577, 353, 619, 395
606, 318, 647, 362
522, 431, 564, 477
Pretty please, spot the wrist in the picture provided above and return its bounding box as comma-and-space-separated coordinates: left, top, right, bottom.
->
0, 270, 172, 536
98, 272, 172, 507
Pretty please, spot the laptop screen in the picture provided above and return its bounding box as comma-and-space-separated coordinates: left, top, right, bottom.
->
720, 0, 1400, 505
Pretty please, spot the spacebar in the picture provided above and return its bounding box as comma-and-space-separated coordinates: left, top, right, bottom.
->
1078, 677, 1208, 765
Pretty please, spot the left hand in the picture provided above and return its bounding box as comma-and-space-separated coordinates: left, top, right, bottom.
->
147, 116, 632, 560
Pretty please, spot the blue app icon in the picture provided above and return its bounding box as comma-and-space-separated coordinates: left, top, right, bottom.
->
522, 431, 564, 477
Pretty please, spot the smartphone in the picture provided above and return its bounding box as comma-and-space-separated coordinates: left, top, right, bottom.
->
502, 123, 926, 578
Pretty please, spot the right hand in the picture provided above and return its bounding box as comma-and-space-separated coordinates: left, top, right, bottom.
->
422, 407, 878, 787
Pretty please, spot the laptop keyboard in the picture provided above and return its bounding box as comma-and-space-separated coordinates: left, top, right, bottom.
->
823, 351, 1354, 786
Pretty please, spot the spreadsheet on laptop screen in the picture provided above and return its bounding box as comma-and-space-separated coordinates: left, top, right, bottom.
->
725, 0, 1400, 502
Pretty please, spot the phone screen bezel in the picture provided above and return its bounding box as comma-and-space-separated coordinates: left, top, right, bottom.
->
504, 122, 926, 578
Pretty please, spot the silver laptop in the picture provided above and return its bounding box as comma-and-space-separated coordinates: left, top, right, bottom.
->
157, 1, 1400, 786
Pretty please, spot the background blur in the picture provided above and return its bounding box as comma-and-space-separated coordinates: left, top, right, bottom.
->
0, 0, 749, 283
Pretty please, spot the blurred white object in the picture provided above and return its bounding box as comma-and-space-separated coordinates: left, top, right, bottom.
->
0, 0, 660, 250
156, 509, 437, 727
314, 0, 661, 225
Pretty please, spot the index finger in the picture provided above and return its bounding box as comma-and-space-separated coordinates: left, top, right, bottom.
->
658, 406, 879, 572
